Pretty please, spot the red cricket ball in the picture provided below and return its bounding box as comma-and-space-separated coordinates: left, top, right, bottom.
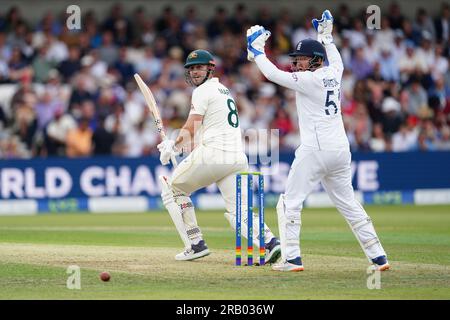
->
100, 271, 111, 282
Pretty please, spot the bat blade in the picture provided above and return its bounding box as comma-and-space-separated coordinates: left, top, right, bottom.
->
134, 73, 166, 139
134, 73, 178, 167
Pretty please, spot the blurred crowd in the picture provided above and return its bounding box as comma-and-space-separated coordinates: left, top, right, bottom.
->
0, 2, 449, 159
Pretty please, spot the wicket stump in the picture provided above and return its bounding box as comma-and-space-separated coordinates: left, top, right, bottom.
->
235, 172, 265, 266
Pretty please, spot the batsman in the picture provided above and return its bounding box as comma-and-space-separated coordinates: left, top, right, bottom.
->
246, 10, 390, 272
157, 49, 281, 262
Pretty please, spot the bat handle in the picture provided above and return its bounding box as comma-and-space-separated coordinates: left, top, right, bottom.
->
170, 154, 178, 168
160, 133, 178, 168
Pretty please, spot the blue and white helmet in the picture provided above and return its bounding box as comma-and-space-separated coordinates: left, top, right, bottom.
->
288, 39, 327, 71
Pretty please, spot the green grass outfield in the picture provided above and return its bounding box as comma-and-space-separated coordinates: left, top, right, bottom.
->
0, 205, 449, 300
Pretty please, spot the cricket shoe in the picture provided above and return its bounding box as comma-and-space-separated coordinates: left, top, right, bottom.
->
272, 257, 304, 272
265, 237, 282, 264
371, 255, 390, 271
175, 240, 210, 261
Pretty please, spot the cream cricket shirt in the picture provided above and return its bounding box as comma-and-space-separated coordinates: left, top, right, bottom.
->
189, 77, 243, 152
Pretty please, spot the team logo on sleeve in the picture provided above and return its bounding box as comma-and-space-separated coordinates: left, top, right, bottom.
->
292, 73, 298, 82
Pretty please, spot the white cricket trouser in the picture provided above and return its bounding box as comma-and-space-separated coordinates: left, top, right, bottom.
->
171, 144, 248, 198
283, 149, 386, 261
171, 144, 275, 245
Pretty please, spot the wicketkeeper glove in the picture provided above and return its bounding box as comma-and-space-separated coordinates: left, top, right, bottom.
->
312, 10, 334, 45
246, 25, 271, 61
157, 139, 181, 166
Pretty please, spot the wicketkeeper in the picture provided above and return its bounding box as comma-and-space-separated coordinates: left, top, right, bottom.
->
157, 49, 281, 263
246, 10, 390, 272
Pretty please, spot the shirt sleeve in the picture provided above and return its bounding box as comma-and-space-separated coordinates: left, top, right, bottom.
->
254, 55, 313, 93
324, 43, 344, 80
189, 87, 208, 115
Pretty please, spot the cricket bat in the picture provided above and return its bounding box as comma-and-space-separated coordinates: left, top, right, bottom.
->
134, 73, 178, 167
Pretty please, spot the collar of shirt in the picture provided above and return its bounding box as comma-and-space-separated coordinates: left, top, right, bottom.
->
206, 77, 219, 83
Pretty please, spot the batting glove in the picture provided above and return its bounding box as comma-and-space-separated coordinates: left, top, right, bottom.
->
312, 10, 334, 45
157, 139, 181, 166
246, 25, 271, 61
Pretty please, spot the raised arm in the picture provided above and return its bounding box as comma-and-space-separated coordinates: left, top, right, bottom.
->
254, 55, 304, 91
312, 10, 344, 78
324, 43, 343, 78
246, 25, 305, 91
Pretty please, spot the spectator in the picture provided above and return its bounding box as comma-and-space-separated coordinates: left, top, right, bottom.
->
291, 18, 316, 50
207, 6, 229, 39
12, 91, 37, 151
58, 46, 81, 82
45, 108, 76, 156
334, 4, 352, 31
66, 117, 93, 157
0, 104, 7, 128
155, 5, 176, 33
124, 119, 158, 157
369, 123, 387, 152
398, 41, 428, 81
8, 46, 30, 82
416, 31, 435, 75
85, 13, 102, 49
34, 90, 61, 130
434, 3, 450, 44
436, 125, 450, 150
88, 49, 108, 80
139, 17, 156, 47
392, 122, 418, 151
0, 3, 448, 158
227, 3, 250, 35
407, 76, 429, 116
375, 17, 395, 49
4, 7, 26, 34
388, 2, 405, 30
270, 107, 294, 137
339, 34, 352, 69
402, 18, 422, 46
428, 76, 447, 112
255, 6, 275, 32
160, 14, 183, 49
429, 44, 449, 81
114, 46, 135, 86
68, 75, 95, 112
135, 46, 162, 83
271, 21, 292, 55
350, 46, 372, 80
32, 45, 54, 82
92, 115, 116, 155
413, 8, 436, 41
344, 18, 366, 49
105, 102, 132, 137
181, 6, 201, 35
36, 11, 62, 36
381, 97, 403, 136
362, 30, 380, 66
391, 29, 406, 62
98, 31, 118, 66
415, 129, 437, 151
0, 32, 12, 62
45, 34, 68, 64
379, 46, 400, 82
102, 3, 132, 46
6, 21, 27, 49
